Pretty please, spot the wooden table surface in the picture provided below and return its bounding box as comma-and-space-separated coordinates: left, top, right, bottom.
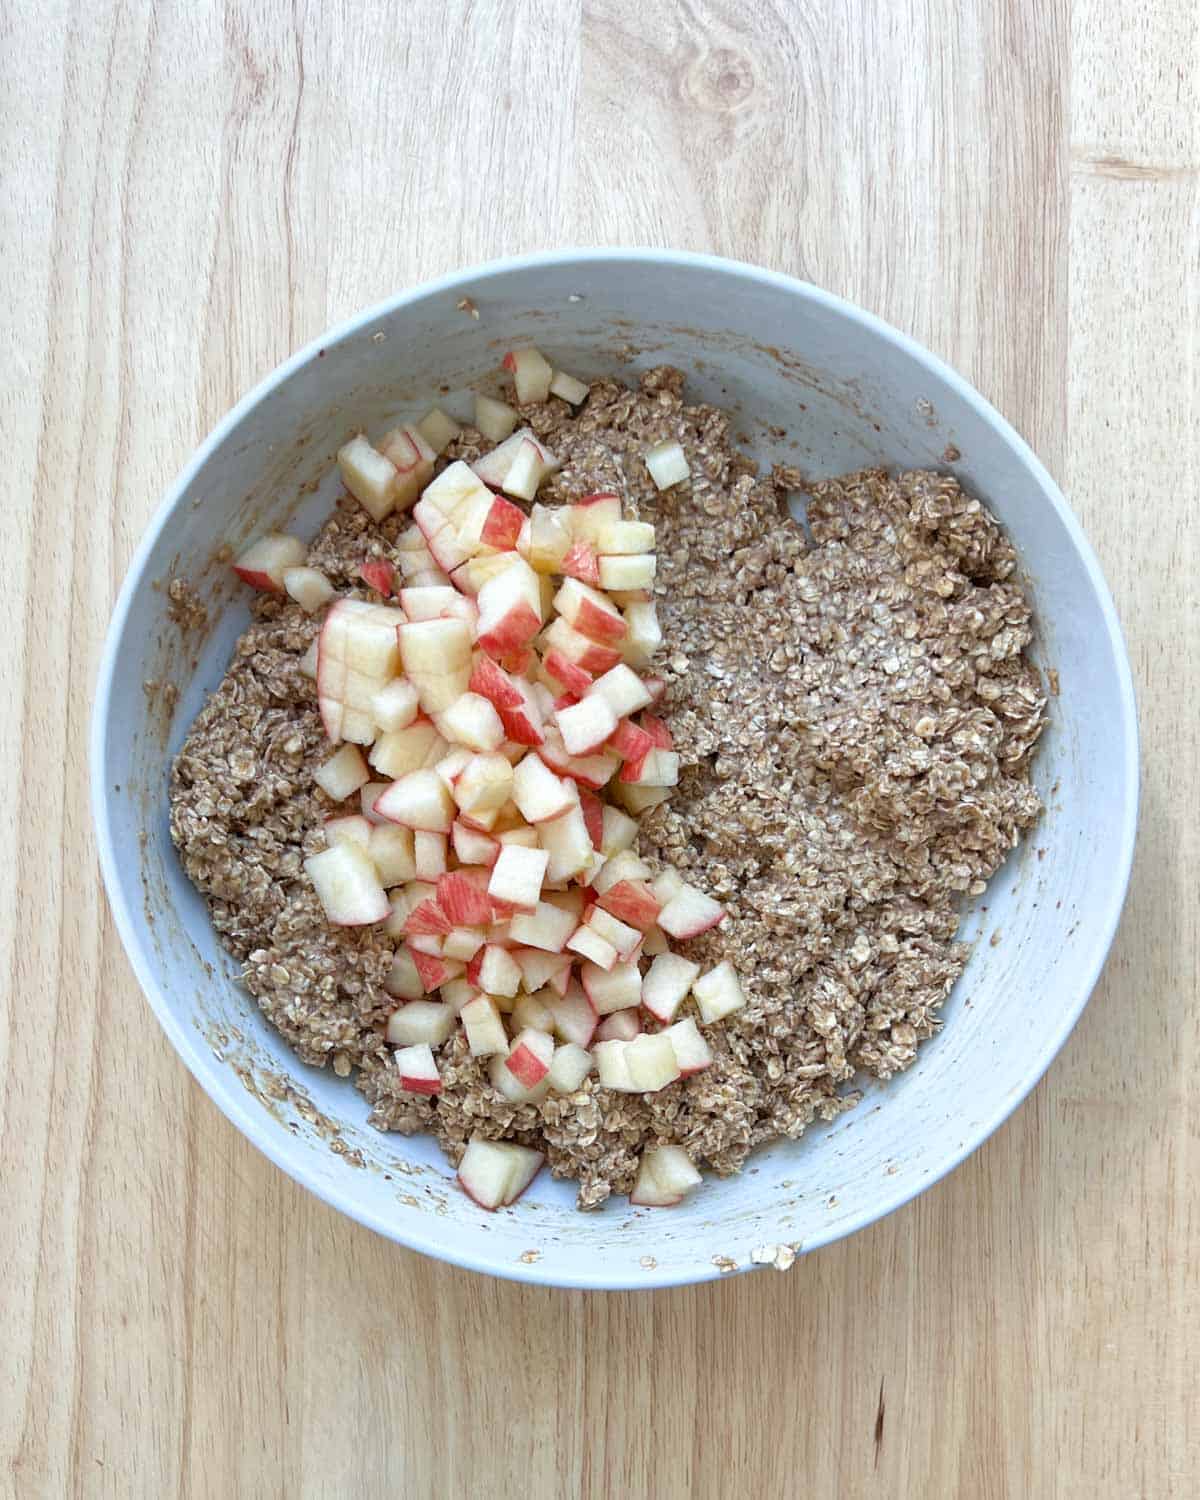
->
4, 2, 1197, 1495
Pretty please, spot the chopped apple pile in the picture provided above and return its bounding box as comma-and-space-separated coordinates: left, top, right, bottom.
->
229, 347, 729, 1212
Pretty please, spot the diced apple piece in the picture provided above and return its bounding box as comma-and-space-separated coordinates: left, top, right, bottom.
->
436, 869, 495, 926
374, 769, 455, 832
625, 1032, 681, 1092
595, 1008, 641, 1042
392, 1042, 442, 1095
451, 821, 500, 867
377, 425, 436, 510
543, 983, 592, 1047
511, 948, 568, 992
538, 803, 594, 883
596, 518, 655, 555
614, 786, 673, 815
233, 533, 307, 592
641, 952, 701, 1023
400, 584, 462, 622
357, 557, 396, 596
692, 961, 746, 1023
316, 598, 406, 743
368, 823, 417, 885
596, 879, 661, 932
398, 617, 472, 714
324, 814, 372, 850
593, 1039, 637, 1091
541, 648, 593, 696
508, 992, 552, 1035
386, 999, 455, 1047
592, 849, 653, 895
560, 539, 601, 586
630, 1145, 701, 1206
461, 995, 509, 1057
504, 1026, 554, 1088
598, 805, 638, 858
488, 844, 549, 908
476, 558, 543, 656
304, 843, 390, 926
526, 503, 572, 573
599, 553, 656, 591
383, 947, 424, 1001
416, 406, 462, 455
338, 435, 401, 521
553, 578, 626, 644
369, 720, 445, 779
496, 825, 539, 849
556, 695, 618, 756
508, 900, 577, 953
453, 751, 514, 814
644, 438, 690, 491
580, 959, 642, 1016
413, 830, 448, 879
443, 926, 486, 962
371, 678, 419, 732
436, 692, 505, 752
567, 924, 617, 970
502, 346, 553, 403
299, 639, 319, 678
476, 944, 521, 998
457, 1136, 543, 1209
440, 975, 480, 1013
408, 948, 462, 992
584, 906, 642, 961
624, 748, 679, 787
646, 1144, 703, 1197
547, 368, 588, 404
383, 880, 437, 938
314, 743, 370, 801
658, 883, 726, 941
283, 565, 334, 613
641, 925, 669, 956
666, 1016, 713, 1075
623, 600, 663, 667
474, 393, 520, 442
587, 664, 653, 720
536, 726, 619, 791
450, 551, 522, 597
541, 618, 624, 675
569, 494, 622, 543
547, 1042, 593, 1094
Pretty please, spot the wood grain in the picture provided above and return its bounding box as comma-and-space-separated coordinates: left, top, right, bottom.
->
2, 0, 1196, 1494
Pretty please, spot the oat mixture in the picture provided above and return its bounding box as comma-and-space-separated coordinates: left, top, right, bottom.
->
169, 366, 1046, 1208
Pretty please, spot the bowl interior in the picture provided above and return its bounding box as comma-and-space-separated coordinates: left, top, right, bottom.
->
95, 253, 1136, 1288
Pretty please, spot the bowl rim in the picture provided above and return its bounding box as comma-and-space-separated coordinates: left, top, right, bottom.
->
91, 247, 1140, 1289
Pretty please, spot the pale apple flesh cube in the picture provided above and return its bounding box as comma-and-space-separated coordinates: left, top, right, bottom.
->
644, 439, 690, 492
598, 552, 657, 593
443, 925, 486, 962
507, 900, 578, 953
299, 639, 319, 678
548, 369, 589, 404
592, 849, 653, 895
457, 1136, 544, 1209
488, 844, 549, 908
440, 975, 480, 1013
583, 906, 642, 961
593, 1038, 637, 1091
436, 692, 506, 752
511, 752, 577, 824
478, 944, 522, 998
385, 999, 455, 1047
569, 494, 622, 543
622, 601, 663, 667
383, 947, 424, 1000
625, 748, 679, 788
501, 437, 554, 501
368, 823, 417, 885
567, 924, 618, 970
283, 565, 334, 613
642, 952, 701, 1022
658, 883, 726, 941
692, 960, 747, 1023
625, 1032, 681, 1092
548, 984, 595, 1047
303, 843, 390, 926
503, 346, 553, 403
371, 678, 420, 732
314, 743, 370, 801
599, 804, 639, 857
400, 584, 461, 622
378, 424, 436, 507
325, 814, 372, 850
580, 959, 642, 1015
555, 695, 618, 756
527, 503, 572, 573
595, 1008, 641, 1042
413, 829, 448, 880
460, 995, 509, 1057
630, 1145, 701, 1206
476, 558, 544, 656
416, 406, 462, 455
496, 825, 539, 848
538, 803, 594, 883
421, 459, 492, 522
547, 1041, 593, 1093
595, 518, 655, 555
665, 1016, 713, 1075
453, 752, 514, 815
514, 948, 572, 993
369, 720, 445, 779
553, 577, 627, 644
586, 664, 653, 719
374, 769, 456, 832
338, 434, 402, 521
233, 533, 308, 592
451, 820, 500, 866
474, 393, 520, 442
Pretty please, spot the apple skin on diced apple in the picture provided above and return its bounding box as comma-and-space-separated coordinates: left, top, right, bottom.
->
377, 424, 436, 511
569, 494, 622, 544
392, 1042, 442, 1096
358, 558, 396, 595
580, 959, 642, 1016
476, 559, 543, 656
553, 578, 627, 645
561, 540, 601, 587
504, 1027, 554, 1088
542, 648, 594, 696
541, 617, 624, 675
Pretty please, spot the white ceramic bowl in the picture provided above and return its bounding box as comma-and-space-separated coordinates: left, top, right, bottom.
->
92, 250, 1138, 1289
